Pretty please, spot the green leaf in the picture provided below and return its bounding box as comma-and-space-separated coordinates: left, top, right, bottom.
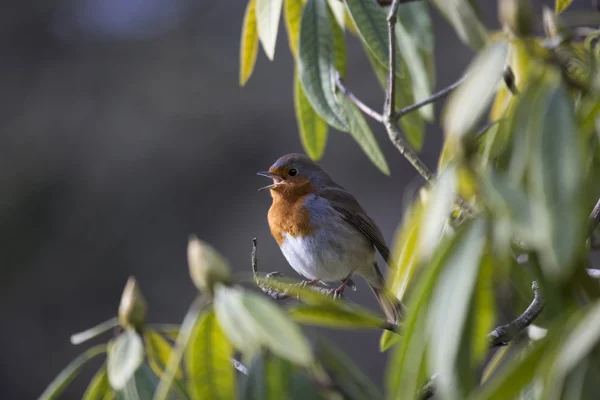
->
299, 0, 349, 131
83, 365, 113, 400
316, 337, 384, 400
430, 0, 488, 50
363, 42, 425, 151
294, 72, 329, 161
418, 166, 457, 260
240, 352, 294, 400
338, 95, 390, 175
543, 301, 600, 398
70, 317, 119, 345
395, 4, 433, 120
284, 0, 304, 58
527, 73, 587, 279
471, 255, 497, 364
330, 3, 347, 79
288, 302, 391, 329
154, 296, 208, 400
107, 329, 145, 391
120, 364, 170, 400
144, 331, 183, 381
344, 0, 398, 74
389, 198, 424, 302
185, 310, 235, 400
214, 284, 314, 366
427, 219, 487, 400
256, 0, 283, 60
40, 344, 107, 400
240, 0, 260, 86
556, 0, 574, 14
443, 41, 508, 139
387, 224, 472, 399
379, 330, 402, 352
328, 0, 346, 29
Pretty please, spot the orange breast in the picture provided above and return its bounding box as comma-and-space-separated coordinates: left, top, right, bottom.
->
268, 193, 314, 245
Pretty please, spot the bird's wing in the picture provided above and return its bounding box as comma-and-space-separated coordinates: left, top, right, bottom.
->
315, 185, 391, 263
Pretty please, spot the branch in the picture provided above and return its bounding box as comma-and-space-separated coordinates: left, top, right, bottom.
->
394, 75, 467, 121
335, 73, 383, 123
487, 281, 545, 347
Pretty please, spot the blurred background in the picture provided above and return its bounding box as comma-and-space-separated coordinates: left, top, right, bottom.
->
0, 0, 578, 397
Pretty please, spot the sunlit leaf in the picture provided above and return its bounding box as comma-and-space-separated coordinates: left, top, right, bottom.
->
294, 72, 329, 160
284, 0, 303, 58
338, 95, 390, 175
443, 41, 509, 139
82, 365, 113, 400
240, 0, 260, 86
70, 317, 119, 345
299, 0, 349, 130
256, 0, 283, 60
214, 284, 313, 366
481, 345, 511, 384
40, 344, 107, 400
556, 0, 574, 14
316, 337, 383, 399
288, 302, 391, 330
471, 255, 497, 364
427, 219, 487, 400
364, 43, 425, 151
328, 0, 346, 29
185, 310, 235, 400
387, 224, 473, 399
107, 329, 145, 391
330, 2, 347, 79
430, 0, 488, 50
379, 330, 402, 352
144, 331, 183, 381
389, 198, 425, 302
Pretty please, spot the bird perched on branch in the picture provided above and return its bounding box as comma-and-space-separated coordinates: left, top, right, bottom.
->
257, 153, 404, 323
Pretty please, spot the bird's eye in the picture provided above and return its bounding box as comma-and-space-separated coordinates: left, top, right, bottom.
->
288, 168, 298, 176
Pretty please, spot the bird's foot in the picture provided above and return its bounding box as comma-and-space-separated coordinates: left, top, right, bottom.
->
294, 279, 318, 288
328, 275, 353, 300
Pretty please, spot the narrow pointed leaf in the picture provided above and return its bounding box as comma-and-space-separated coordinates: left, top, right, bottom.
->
556, 0, 574, 14
330, 3, 347, 79
316, 338, 383, 400
299, 0, 348, 130
185, 310, 235, 400
471, 255, 497, 364
379, 330, 402, 352
240, 352, 294, 400
40, 344, 107, 400
294, 72, 329, 160
339, 95, 390, 175
214, 284, 313, 366
430, 0, 488, 50
107, 329, 145, 391
328, 0, 346, 29
70, 317, 119, 345
240, 0, 260, 86
144, 331, 183, 381
284, 0, 303, 58
256, 0, 283, 60
427, 219, 487, 400
83, 366, 112, 400
288, 302, 391, 329
443, 41, 508, 138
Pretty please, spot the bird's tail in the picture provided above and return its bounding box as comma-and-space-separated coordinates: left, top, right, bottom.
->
368, 264, 405, 325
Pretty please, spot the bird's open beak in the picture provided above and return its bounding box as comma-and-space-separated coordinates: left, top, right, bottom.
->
256, 171, 282, 191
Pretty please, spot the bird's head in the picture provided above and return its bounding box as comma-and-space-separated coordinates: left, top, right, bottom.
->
257, 153, 332, 195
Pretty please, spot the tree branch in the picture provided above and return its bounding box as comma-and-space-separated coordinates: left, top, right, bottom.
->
487, 280, 545, 347
394, 75, 467, 121
335, 73, 383, 123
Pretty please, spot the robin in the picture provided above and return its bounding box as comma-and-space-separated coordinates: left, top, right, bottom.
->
257, 153, 404, 323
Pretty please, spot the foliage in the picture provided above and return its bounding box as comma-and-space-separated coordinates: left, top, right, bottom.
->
42, 1, 600, 399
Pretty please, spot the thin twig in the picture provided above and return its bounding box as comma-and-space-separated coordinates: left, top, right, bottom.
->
488, 281, 544, 347
335, 73, 383, 123
395, 75, 467, 120
231, 358, 249, 375
251, 237, 258, 276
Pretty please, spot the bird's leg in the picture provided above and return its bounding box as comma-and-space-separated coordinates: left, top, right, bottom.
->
329, 274, 353, 299
294, 279, 319, 288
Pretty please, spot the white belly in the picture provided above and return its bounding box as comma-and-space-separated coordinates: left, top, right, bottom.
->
278, 196, 375, 282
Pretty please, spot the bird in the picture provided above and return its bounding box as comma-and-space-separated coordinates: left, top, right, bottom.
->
257, 153, 404, 324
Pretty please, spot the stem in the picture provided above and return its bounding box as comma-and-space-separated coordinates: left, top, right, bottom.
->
394, 75, 467, 120
335, 72, 383, 123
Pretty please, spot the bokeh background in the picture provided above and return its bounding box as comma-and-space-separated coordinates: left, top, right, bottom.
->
0, 0, 579, 397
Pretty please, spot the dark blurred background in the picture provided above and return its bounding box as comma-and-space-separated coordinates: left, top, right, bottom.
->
0, 0, 576, 398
